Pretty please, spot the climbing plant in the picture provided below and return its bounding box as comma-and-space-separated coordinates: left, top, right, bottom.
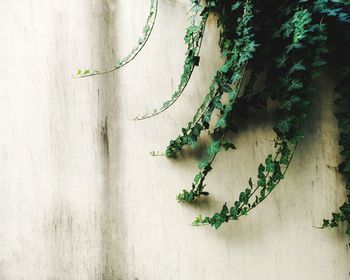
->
79, 0, 350, 234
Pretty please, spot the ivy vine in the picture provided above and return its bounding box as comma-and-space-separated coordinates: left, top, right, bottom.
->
75, 0, 158, 78
80, 0, 350, 235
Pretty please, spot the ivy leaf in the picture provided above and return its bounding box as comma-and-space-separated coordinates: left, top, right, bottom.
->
198, 160, 209, 169
288, 61, 306, 74
213, 99, 224, 110
230, 206, 238, 220
231, 2, 241, 10
258, 164, 265, 178
208, 141, 221, 157
221, 141, 236, 151
265, 155, 275, 173
239, 192, 246, 203
288, 79, 303, 91
322, 219, 330, 228
194, 172, 203, 184
248, 177, 253, 188
215, 117, 227, 129
211, 213, 225, 229
241, 207, 249, 216
220, 203, 229, 217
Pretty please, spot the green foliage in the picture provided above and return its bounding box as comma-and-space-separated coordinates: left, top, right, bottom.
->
81, 0, 350, 235
322, 54, 350, 234
171, 0, 350, 234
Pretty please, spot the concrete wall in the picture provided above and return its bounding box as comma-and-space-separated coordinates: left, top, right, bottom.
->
0, 0, 349, 279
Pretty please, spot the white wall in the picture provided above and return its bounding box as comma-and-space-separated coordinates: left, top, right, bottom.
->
0, 0, 349, 279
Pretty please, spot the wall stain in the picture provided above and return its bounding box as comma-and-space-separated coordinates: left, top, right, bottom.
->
101, 116, 109, 157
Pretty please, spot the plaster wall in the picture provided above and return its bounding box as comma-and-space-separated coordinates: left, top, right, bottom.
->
0, 0, 349, 279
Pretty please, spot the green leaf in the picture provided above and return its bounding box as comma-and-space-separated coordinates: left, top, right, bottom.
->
194, 172, 203, 184
241, 207, 248, 216
258, 164, 265, 178
322, 219, 330, 228
207, 141, 221, 157
211, 213, 225, 229
215, 117, 227, 129
248, 177, 253, 188
230, 206, 238, 220
221, 141, 236, 151
220, 203, 229, 217
265, 155, 275, 173
198, 160, 209, 169
239, 192, 246, 203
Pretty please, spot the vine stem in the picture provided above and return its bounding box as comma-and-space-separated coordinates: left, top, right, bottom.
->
74, 0, 159, 78
247, 143, 285, 200
191, 61, 249, 136
192, 141, 298, 226
235, 141, 298, 219
133, 14, 209, 120
190, 64, 249, 198
210, 63, 249, 159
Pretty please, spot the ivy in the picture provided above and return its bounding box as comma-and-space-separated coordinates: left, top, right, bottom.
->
134, 1, 209, 120
322, 60, 350, 234
81, 0, 350, 236
75, 0, 159, 77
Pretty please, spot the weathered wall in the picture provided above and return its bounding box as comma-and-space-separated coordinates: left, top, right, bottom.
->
0, 0, 349, 279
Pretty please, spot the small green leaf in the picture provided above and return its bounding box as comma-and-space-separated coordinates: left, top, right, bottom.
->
198, 160, 209, 169
248, 177, 253, 188
208, 141, 221, 157
221, 141, 236, 151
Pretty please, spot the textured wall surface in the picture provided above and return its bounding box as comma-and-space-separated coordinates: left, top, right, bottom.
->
0, 0, 349, 279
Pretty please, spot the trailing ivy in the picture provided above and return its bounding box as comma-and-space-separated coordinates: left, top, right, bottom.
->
81, 0, 350, 235
176, 0, 257, 202
165, 0, 350, 232
321, 25, 350, 234
193, 3, 330, 228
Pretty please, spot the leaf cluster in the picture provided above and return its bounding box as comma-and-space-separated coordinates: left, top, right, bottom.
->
80, 0, 350, 235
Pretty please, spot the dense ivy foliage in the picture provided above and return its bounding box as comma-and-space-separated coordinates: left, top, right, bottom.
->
81, 0, 350, 234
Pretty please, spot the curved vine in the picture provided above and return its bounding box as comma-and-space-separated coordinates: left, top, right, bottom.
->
75, 0, 158, 78
134, 1, 208, 120
162, 0, 350, 232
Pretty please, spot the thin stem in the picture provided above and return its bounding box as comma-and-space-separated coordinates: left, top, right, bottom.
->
193, 141, 298, 226
134, 14, 209, 120
235, 141, 298, 219
75, 0, 159, 78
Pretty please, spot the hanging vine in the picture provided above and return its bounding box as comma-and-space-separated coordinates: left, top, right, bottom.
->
75, 0, 158, 78
134, 1, 208, 120
80, 0, 350, 235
